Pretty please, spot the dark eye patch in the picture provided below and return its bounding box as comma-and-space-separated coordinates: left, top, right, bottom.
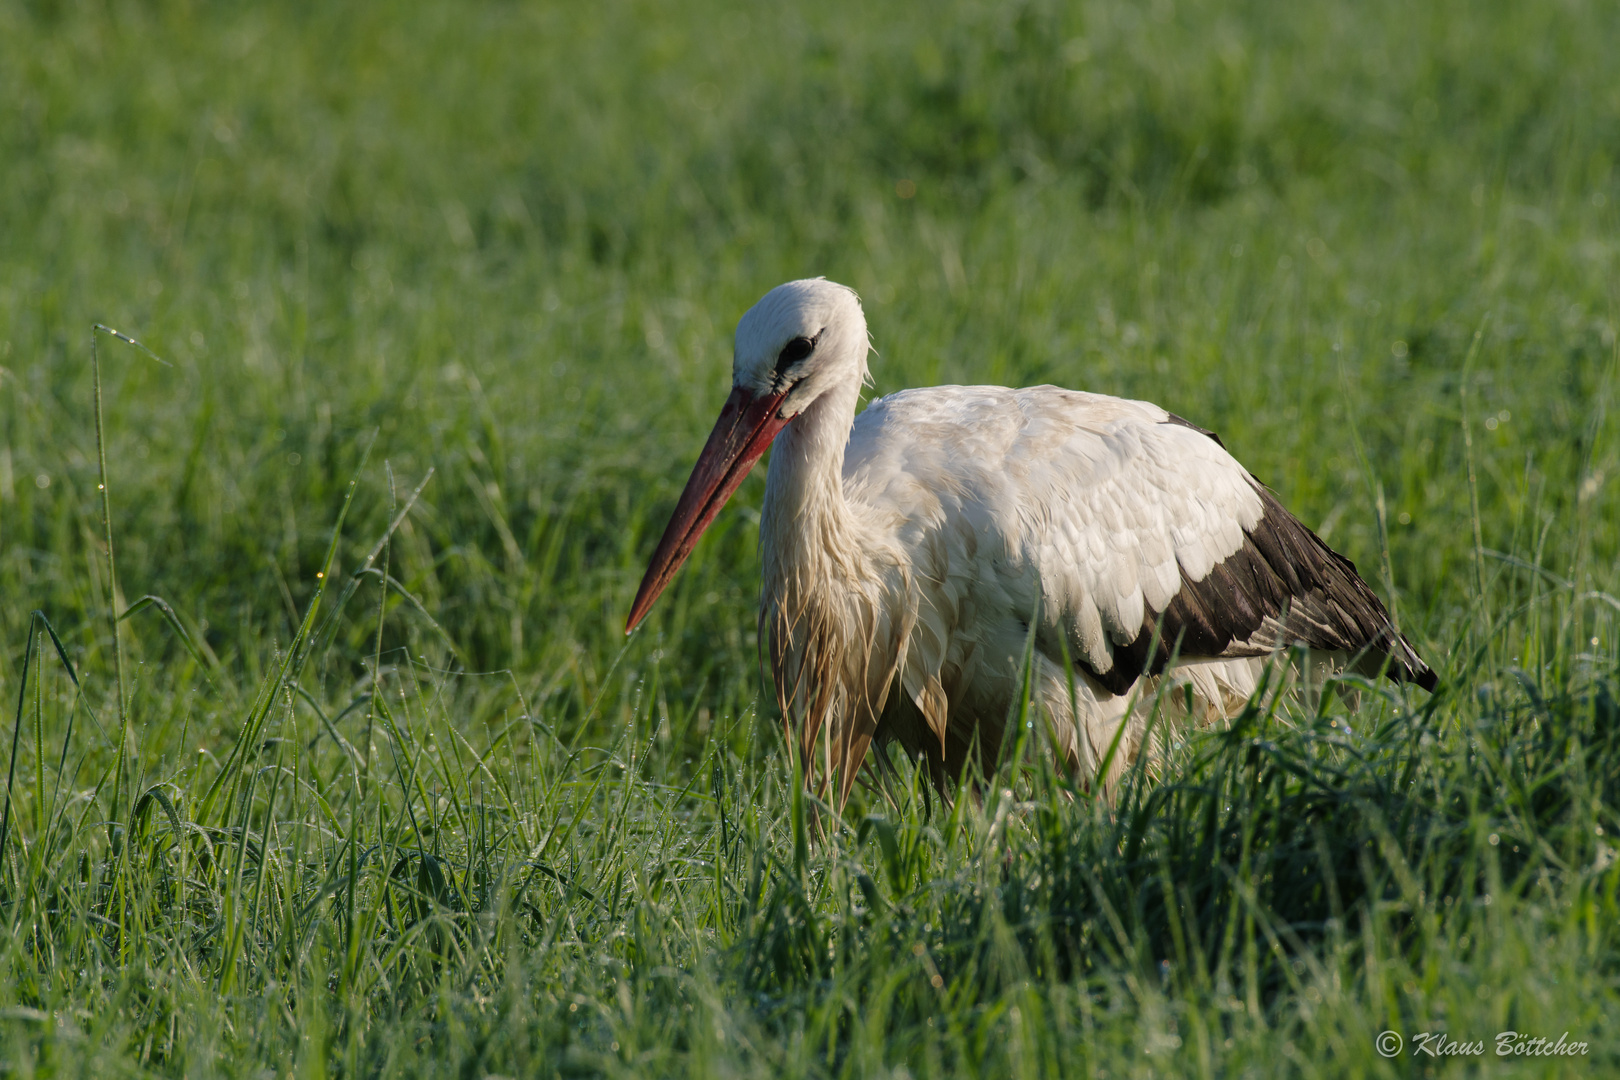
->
775, 334, 817, 375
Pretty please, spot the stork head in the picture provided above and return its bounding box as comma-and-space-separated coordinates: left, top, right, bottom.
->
731, 278, 870, 418
626, 279, 868, 633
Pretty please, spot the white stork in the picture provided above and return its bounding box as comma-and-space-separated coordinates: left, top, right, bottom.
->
627, 279, 1435, 806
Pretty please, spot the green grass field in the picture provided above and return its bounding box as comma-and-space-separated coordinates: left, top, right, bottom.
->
2, 0, 1618, 1075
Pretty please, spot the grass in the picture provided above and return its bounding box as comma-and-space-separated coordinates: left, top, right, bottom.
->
1, 0, 1618, 1074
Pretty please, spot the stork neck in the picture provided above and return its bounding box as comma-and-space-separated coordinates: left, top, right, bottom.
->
761, 378, 862, 563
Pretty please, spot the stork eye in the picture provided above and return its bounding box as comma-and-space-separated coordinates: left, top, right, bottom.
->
775, 335, 816, 374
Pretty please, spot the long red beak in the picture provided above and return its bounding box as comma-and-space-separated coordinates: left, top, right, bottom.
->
626, 386, 790, 633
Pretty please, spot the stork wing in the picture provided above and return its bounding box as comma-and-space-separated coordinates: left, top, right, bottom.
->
844, 385, 1435, 694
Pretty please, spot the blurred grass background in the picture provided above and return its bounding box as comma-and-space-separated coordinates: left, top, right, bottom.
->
0, 0, 1617, 1075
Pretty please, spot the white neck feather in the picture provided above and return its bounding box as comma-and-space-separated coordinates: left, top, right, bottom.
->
760, 375, 868, 590
758, 369, 902, 797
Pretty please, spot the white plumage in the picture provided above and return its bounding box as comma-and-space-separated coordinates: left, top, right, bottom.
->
628, 279, 1435, 806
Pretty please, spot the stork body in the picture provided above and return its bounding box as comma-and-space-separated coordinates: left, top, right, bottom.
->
628, 280, 1435, 805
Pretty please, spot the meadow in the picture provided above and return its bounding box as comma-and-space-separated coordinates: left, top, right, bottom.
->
1, 0, 1618, 1075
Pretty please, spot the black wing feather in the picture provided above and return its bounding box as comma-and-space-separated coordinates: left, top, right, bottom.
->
1076, 422, 1436, 695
